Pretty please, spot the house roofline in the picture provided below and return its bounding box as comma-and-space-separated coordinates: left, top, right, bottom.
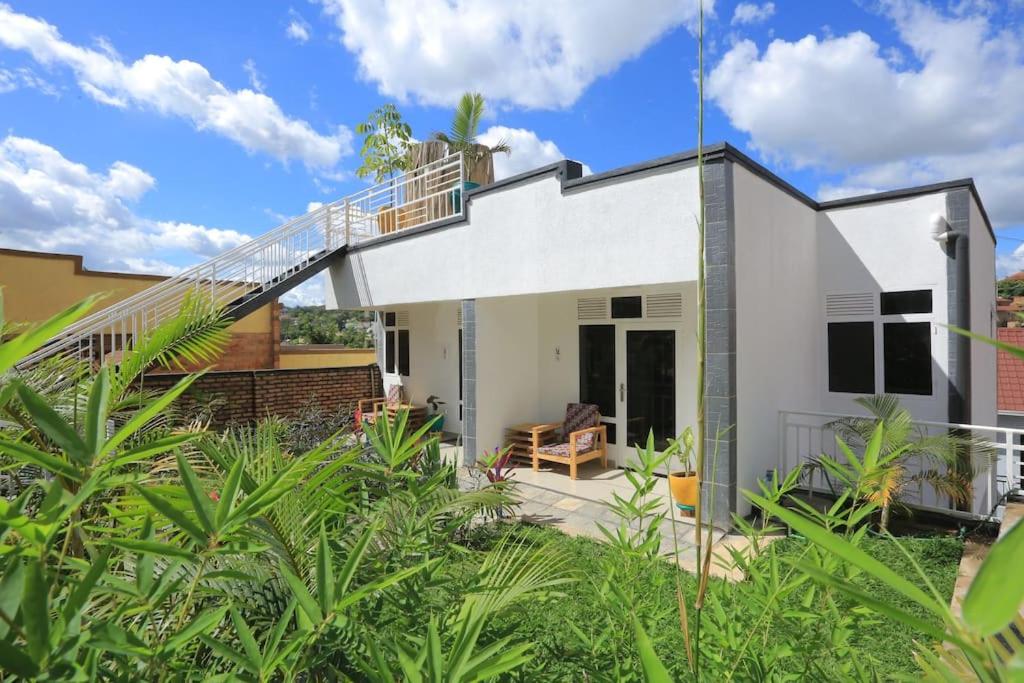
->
0, 247, 169, 282
474, 141, 995, 242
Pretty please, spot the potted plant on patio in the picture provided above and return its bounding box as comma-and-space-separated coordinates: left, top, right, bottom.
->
355, 103, 413, 234
425, 394, 446, 435
431, 92, 511, 210
668, 426, 699, 516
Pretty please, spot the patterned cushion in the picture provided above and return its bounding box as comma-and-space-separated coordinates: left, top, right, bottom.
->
560, 403, 599, 440
538, 432, 595, 457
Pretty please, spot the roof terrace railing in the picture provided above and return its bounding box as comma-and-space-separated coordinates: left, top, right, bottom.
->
17, 152, 464, 369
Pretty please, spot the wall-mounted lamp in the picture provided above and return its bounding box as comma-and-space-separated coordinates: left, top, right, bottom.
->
930, 213, 953, 243
554, 346, 561, 361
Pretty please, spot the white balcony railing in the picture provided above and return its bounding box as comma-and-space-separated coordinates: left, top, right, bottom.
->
17, 153, 464, 369
778, 409, 1022, 521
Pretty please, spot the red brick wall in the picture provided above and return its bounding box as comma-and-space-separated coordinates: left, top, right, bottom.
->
142, 364, 383, 426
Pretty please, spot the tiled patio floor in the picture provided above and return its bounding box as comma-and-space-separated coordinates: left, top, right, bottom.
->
444, 444, 754, 580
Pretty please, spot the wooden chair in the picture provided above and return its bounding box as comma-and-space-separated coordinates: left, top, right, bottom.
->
530, 403, 607, 480
356, 385, 404, 428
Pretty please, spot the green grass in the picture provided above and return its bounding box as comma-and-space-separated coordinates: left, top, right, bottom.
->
454, 524, 963, 681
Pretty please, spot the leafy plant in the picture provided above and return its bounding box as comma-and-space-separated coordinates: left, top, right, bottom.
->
432, 92, 510, 179
824, 394, 993, 530
355, 103, 414, 185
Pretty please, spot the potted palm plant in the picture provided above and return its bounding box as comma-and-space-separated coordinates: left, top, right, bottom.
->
432, 92, 511, 210
668, 427, 699, 515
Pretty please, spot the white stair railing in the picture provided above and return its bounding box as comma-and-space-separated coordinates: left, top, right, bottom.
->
18, 153, 464, 369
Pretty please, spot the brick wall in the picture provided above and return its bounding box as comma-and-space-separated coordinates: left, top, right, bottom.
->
142, 364, 383, 426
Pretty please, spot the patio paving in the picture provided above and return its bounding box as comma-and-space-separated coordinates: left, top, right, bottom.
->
443, 444, 753, 580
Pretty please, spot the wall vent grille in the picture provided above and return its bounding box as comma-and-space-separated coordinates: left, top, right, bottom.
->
825, 293, 874, 317
577, 297, 609, 320
456, 308, 462, 327
646, 292, 683, 319
396, 311, 410, 327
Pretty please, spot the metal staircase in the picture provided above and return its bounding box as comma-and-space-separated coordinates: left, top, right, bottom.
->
18, 152, 464, 369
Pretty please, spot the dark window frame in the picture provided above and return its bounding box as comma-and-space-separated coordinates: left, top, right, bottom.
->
827, 321, 875, 394
611, 296, 643, 319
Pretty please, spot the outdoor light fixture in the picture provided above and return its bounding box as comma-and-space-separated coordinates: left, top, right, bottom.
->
930, 213, 953, 243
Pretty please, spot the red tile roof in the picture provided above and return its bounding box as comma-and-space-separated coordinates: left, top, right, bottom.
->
1006, 272, 1024, 281
998, 328, 1024, 413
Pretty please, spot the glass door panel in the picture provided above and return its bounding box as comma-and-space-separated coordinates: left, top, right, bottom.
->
625, 330, 676, 451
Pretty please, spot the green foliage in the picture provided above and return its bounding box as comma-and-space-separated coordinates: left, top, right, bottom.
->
0, 298, 566, 681
996, 277, 1024, 299
824, 395, 992, 530
355, 103, 413, 184
432, 92, 511, 159
280, 305, 373, 346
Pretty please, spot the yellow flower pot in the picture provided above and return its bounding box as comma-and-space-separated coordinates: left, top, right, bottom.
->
669, 471, 699, 509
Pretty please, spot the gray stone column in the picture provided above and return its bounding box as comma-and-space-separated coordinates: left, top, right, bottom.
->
461, 299, 477, 465
702, 160, 737, 528
945, 188, 971, 423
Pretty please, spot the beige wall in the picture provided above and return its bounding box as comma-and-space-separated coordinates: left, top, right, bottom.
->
279, 346, 376, 369
0, 248, 277, 370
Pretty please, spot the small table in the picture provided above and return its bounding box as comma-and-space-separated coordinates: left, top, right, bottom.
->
504, 422, 560, 463
385, 403, 429, 432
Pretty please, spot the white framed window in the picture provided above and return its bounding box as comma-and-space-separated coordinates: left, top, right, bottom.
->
382, 311, 410, 377
825, 288, 935, 397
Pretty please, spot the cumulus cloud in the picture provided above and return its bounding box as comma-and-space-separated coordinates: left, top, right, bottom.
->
285, 9, 312, 43
732, 2, 775, 25
706, 0, 1024, 227
477, 126, 591, 179
0, 135, 250, 273
279, 275, 325, 306
0, 4, 351, 169
317, 0, 711, 108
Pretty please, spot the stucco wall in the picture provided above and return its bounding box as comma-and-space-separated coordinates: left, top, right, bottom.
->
327, 166, 703, 309
278, 346, 376, 369
0, 248, 278, 370
732, 164, 820, 512
816, 194, 951, 421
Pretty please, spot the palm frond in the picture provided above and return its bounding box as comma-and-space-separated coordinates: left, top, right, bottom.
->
449, 92, 485, 145
112, 292, 231, 397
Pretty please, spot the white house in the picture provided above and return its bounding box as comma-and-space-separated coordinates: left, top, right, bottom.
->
325, 142, 998, 525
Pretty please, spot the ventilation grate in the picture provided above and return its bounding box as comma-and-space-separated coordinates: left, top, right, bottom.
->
577, 297, 609, 320
825, 293, 874, 317
396, 310, 410, 327
456, 308, 462, 327
646, 292, 683, 319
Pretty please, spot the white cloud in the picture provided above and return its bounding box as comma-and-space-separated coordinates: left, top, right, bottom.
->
317, 0, 711, 108
707, 0, 1024, 227
242, 58, 265, 93
0, 135, 250, 273
279, 275, 325, 306
477, 126, 591, 179
732, 2, 775, 26
0, 65, 58, 96
0, 4, 351, 169
285, 9, 312, 43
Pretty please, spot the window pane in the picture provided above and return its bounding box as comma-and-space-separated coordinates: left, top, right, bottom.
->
611, 296, 642, 319
827, 322, 874, 394
626, 330, 675, 451
579, 325, 616, 417
602, 421, 617, 445
881, 290, 932, 315
385, 330, 396, 374
384, 311, 396, 327
398, 329, 410, 376
884, 322, 932, 395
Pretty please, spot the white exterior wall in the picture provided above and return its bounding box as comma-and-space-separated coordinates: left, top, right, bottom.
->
969, 197, 997, 426
732, 166, 820, 513
327, 167, 702, 309
380, 301, 463, 434
816, 193, 951, 422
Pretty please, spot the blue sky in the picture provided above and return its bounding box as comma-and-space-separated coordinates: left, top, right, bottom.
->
0, 0, 1021, 304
